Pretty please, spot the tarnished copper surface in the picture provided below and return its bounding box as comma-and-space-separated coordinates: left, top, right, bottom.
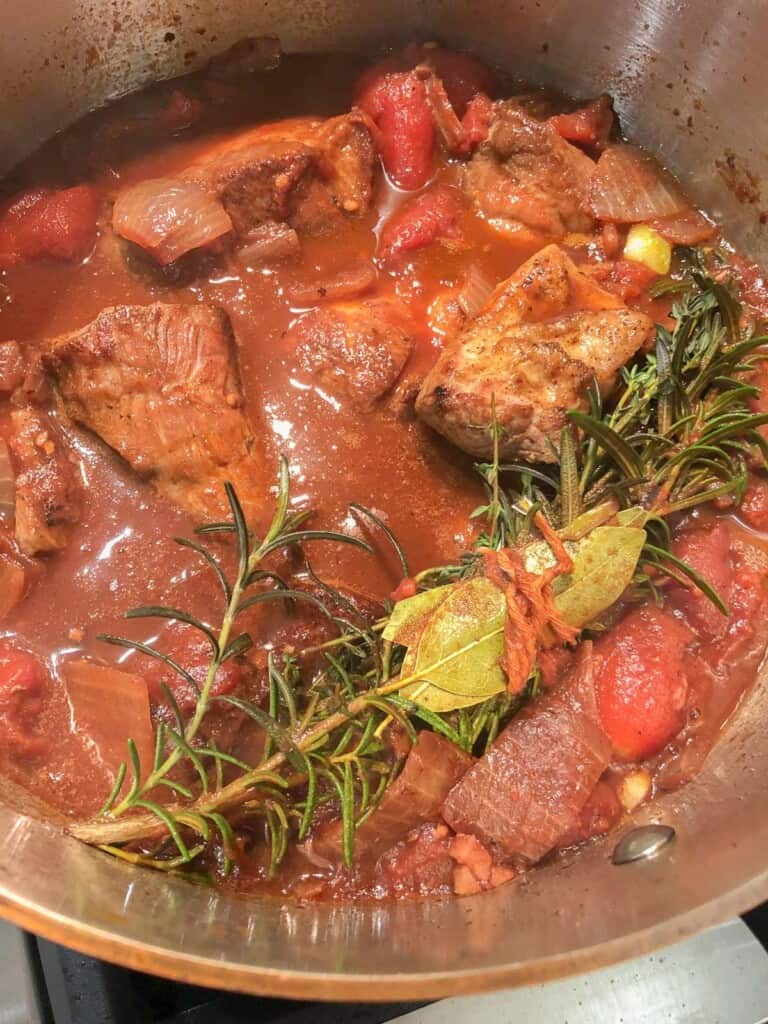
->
0, 0, 767, 999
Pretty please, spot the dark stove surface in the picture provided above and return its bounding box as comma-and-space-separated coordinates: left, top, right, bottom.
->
33, 936, 424, 1024
19, 905, 768, 1024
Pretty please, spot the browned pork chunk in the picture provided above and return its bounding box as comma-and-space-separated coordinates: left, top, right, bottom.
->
442, 645, 612, 863
416, 244, 652, 462
9, 407, 81, 555
309, 731, 473, 865
113, 112, 376, 265
463, 101, 596, 241
289, 300, 413, 409
44, 303, 268, 521
0, 341, 25, 394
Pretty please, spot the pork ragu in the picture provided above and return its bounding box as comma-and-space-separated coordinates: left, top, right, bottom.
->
0, 39, 767, 903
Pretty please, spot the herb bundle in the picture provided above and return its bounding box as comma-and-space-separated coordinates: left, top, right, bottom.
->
72, 268, 768, 877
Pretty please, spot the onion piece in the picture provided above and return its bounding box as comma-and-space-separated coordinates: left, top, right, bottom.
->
287, 259, 378, 305
63, 659, 155, 790
457, 262, 495, 318
647, 208, 717, 246
0, 556, 25, 619
589, 143, 689, 223
113, 177, 233, 265
0, 440, 14, 520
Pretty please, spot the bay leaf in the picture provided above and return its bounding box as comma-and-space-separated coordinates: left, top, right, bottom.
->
616, 506, 649, 529
407, 576, 506, 699
382, 585, 452, 645
554, 525, 646, 629
559, 499, 620, 541
401, 678, 486, 712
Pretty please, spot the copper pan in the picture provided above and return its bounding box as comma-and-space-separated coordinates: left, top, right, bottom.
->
0, 0, 767, 1000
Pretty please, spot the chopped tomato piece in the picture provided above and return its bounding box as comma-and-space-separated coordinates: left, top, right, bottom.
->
0, 185, 98, 267
595, 605, 692, 762
141, 627, 242, 713
670, 520, 733, 639
356, 70, 435, 191
0, 644, 48, 758
549, 95, 614, 150
731, 253, 768, 320
390, 576, 418, 602
740, 476, 768, 532
605, 258, 659, 300
379, 186, 462, 263
360, 45, 493, 117
724, 567, 768, 646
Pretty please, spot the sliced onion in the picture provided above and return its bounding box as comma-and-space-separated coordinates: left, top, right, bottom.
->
113, 177, 233, 265
647, 208, 717, 246
287, 259, 378, 305
0, 440, 14, 520
457, 262, 495, 318
589, 143, 689, 223
63, 659, 155, 788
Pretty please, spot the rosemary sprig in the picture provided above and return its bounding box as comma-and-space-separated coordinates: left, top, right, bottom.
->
72, 266, 767, 877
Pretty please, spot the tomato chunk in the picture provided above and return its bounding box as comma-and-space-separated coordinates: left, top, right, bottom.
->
379, 186, 462, 263
0, 644, 48, 758
595, 605, 692, 762
390, 576, 418, 602
670, 520, 733, 639
356, 70, 435, 191
605, 258, 659, 301
141, 627, 242, 713
549, 96, 613, 149
0, 185, 98, 267
740, 476, 768, 533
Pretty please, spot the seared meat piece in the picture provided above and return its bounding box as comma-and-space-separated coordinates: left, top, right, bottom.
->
0, 341, 25, 394
416, 245, 652, 462
113, 113, 375, 265
237, 221, 301, 266
310, 731, 473, 864
442, 644, 612, 863
9, 407, 80, 555
188, 113, 375, 234
290, 300, 413, 409
464, 101, 595, 240
44, 303, 268, 521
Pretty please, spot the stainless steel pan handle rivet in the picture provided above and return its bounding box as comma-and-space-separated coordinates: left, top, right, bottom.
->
612, 824, 676, 865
